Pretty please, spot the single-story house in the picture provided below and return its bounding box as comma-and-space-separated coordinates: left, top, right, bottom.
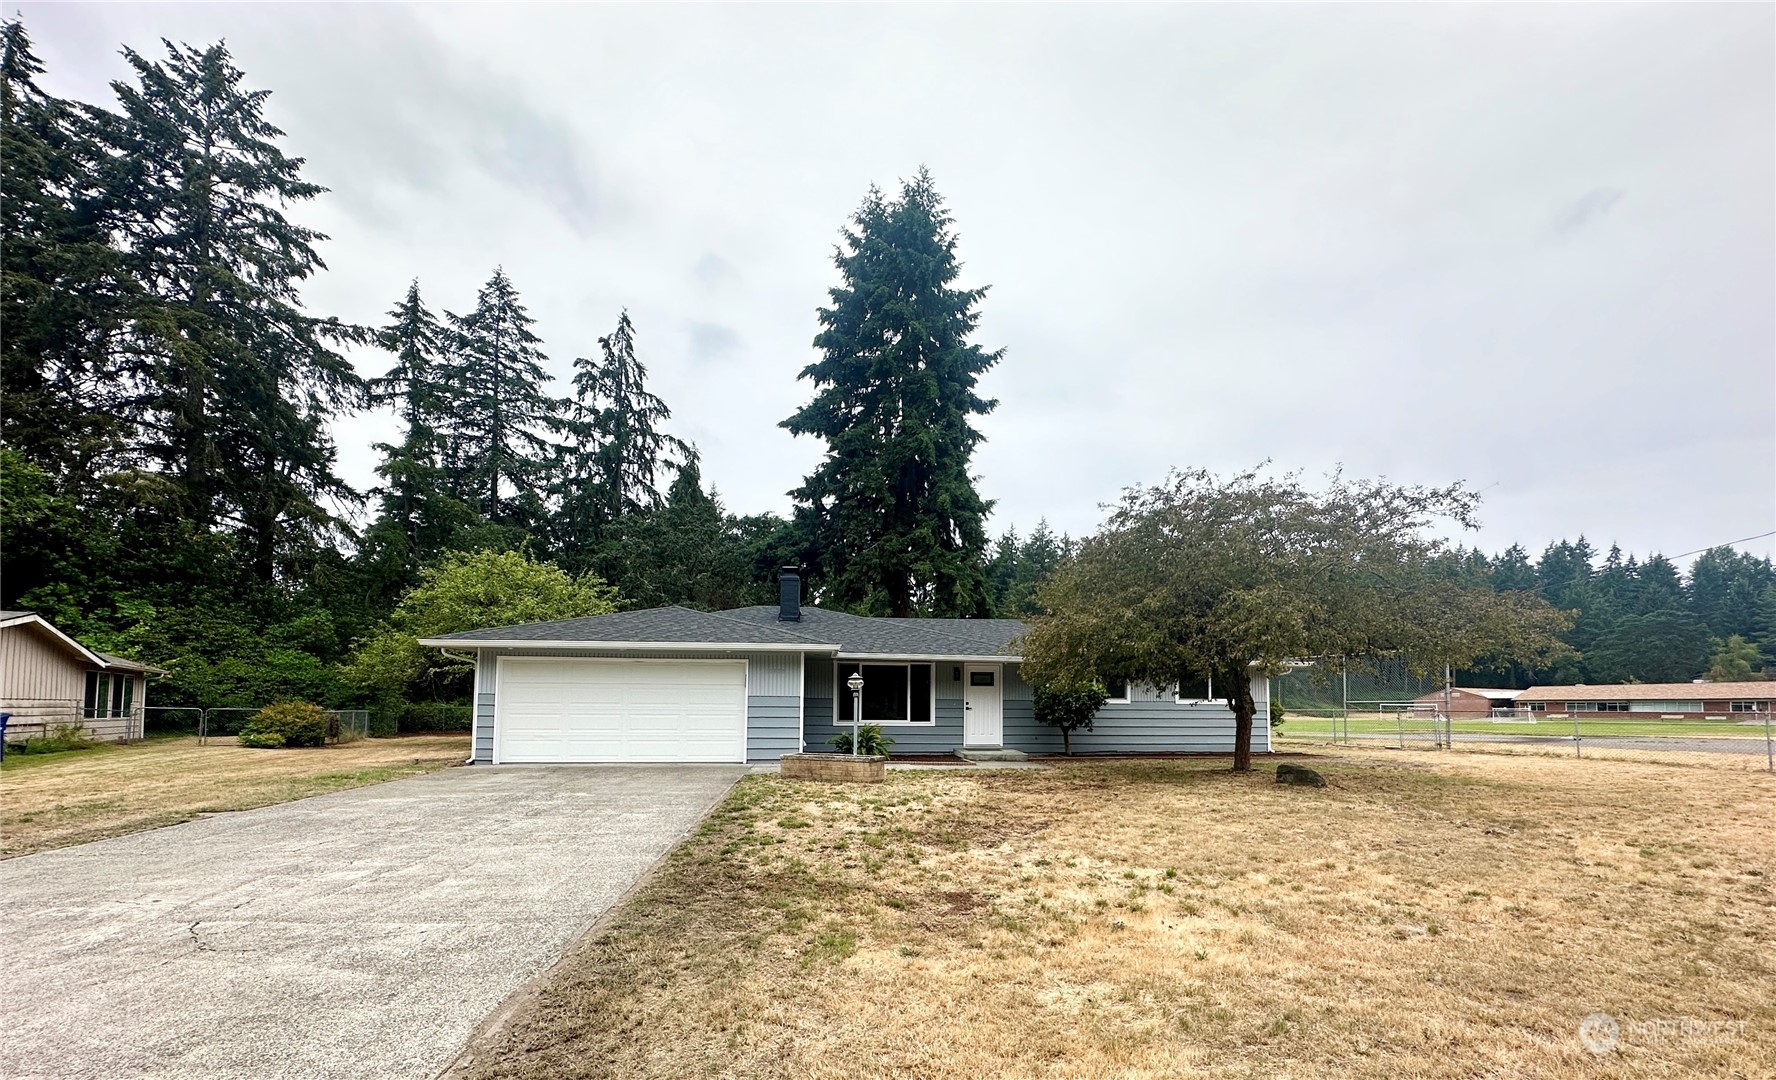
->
419, 569, 1273, 764
0, 610, 164, 743
1515, 682, 1774, 719
1411, 687, 1524, 718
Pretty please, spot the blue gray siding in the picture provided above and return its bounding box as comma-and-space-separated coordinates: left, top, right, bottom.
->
1012, 672, 1273, 755
471, 647, 808, 764
801, 657, 966, 754
800, 659, 1272, 756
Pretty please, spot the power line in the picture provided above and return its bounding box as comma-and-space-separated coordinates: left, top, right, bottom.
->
1670, 531, 1776, 561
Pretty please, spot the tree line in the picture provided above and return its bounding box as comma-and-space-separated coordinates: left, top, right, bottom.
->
0, 21, 1058, 713
3, 20, 1766, 719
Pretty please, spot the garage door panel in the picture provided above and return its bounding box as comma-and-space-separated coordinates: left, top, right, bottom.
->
496, 658, 746, 763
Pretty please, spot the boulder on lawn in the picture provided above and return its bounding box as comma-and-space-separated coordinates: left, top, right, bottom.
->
1276, 763, 1326, 788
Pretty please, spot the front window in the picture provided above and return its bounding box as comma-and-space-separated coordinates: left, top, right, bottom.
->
1102, 677, 1129, 703
1174, 675, 1224, 703
1569, 701, 1629, 713
1731, 701, 1765, 713
837, 663, 933, 724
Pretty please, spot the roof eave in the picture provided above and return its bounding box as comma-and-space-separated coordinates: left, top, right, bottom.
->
417, 638, 840, 652
838, 652, 1024, 663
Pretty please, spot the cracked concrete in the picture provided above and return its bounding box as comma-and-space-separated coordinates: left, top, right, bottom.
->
0, 764, 745, 1080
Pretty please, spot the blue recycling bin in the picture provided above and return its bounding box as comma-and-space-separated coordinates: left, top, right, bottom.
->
0, 712, 10, 762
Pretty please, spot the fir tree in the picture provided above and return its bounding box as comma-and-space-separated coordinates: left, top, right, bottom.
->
782, 169, 1000, 617
1, 17, 130, 482
439, 268, 560, 525
100, 38, 361, 582
556, 309, 688, 561
363, 280, 468, 582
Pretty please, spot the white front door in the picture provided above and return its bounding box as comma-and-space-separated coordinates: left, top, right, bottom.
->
963, 664, 1003, 748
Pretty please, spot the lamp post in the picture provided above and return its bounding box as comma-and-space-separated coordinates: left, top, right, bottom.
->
846, 672, 865, 756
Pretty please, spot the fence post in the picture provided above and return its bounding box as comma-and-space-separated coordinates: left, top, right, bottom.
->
1572, 713, 1582, 759
199, 708, 207, 746
1396, 711, 1405, 750
1765, 709, 1773, 774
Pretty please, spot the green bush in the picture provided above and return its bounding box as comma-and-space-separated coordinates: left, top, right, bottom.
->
367, 710, 399, 738
828, 723, 895, 756
15, 724, 98, 755
238, 701, 328, 749
397, 701, 472, 733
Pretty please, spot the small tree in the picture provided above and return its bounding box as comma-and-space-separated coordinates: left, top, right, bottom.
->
1032, 679, 1108, 755
1021, 468, 1570, 771
343, 549, 618, 702
1706, 635, 1766, 682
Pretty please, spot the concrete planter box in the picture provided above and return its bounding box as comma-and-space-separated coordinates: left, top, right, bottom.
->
779, 753, 888, 783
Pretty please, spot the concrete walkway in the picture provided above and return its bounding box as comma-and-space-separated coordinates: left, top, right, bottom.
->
0, 764, 747, 1080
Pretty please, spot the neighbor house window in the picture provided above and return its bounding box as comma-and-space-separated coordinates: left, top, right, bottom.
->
836, 663, 933, 724
1102, 677, 1129, 703
1174, 675, 1223, 703
1570, 701, 1629, 713
1526, 702, 1546, 713
1731, 701, 1766, 713
84, 671, 111, 719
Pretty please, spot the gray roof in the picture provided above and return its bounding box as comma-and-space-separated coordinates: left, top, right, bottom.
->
422, 605, 833, 647
423, 603, 1028, 658
712, 606, 1028, 657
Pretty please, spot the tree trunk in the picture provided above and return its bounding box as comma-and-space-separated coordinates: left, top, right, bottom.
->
1063, 725, 1072, 755
1226, 665, 1255, 772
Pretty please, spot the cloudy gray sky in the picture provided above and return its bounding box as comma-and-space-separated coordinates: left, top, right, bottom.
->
21, 3, 1776, 564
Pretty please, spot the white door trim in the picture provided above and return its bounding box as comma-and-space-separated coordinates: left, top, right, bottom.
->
962, 663, 1004, 748
492, 655, 748, 764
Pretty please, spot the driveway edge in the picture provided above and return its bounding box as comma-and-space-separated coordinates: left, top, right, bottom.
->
432, 769, 750, 1078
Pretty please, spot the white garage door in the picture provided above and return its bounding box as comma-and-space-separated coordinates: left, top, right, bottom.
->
495, 657, 747, 763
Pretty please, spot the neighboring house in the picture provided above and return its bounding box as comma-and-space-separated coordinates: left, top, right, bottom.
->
419, 569, 1273, 764
0, 611, 164, 743
1410, 687, 1524, 718
1516, 682, 1775, 719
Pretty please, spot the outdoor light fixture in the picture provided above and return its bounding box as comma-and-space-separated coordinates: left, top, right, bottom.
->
846, 672, 865, 757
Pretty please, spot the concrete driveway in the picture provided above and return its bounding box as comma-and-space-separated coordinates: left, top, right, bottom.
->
0, 764, 747, 1080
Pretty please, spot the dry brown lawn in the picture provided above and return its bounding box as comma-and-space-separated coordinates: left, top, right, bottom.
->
0, 734, 469, 857
451, 749, 1774, 1080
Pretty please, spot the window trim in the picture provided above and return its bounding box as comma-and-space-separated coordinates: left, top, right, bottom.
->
1173, 674, 1228, 705
834, 661, 937, 726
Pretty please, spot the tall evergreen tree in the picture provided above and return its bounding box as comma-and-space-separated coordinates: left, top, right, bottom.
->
555, 309, 688, 562
439, 268, 560, 525
100, 38, 361, 583
363, 280, 467, 581
782, 169, 1000, 617
1, 18, 130, 482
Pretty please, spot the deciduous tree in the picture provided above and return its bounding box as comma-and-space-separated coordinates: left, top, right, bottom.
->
1021, 468, 1570, 771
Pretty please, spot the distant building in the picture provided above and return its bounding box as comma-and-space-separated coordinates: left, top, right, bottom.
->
1411, 687, 1524, 717
1515, 682, 1774, 719
0, 610, 165, 744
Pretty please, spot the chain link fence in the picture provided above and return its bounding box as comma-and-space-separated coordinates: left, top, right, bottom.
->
1278, 703, 1776, 773
143, 706, 370, 745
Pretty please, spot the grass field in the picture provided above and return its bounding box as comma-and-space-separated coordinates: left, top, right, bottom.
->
1280, 715, 1764, 738
0, 734, 470, 857
449, 749, 1774, 1080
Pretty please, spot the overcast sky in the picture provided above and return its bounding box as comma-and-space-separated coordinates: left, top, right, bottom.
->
20, 3, 1776, 565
